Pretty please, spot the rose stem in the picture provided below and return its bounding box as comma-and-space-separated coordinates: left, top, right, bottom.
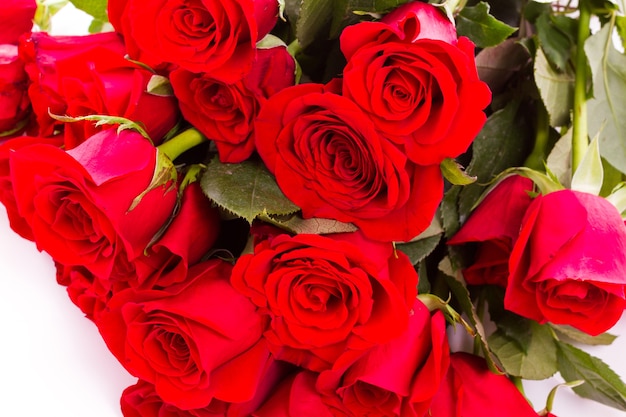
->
571, 0, 591, 173
158, 128, 207, 161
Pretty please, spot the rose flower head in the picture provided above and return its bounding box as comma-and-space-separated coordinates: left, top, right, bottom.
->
108, 0, 279, 82
255, 81, 444, 242
0, 44, 30, 136
230, 230, 418, 372
505, 189, 626, 335
340, 1, 491, 165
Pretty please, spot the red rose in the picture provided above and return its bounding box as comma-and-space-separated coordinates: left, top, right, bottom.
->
340, 2, 491, 165
0, 0, 36, 45
0, 135, 63, 240
97, 260, 268, 409
0, 44, 30, 134
255, 82, 444, 242
505, 190, 626, 335
9, 129, 177, 278
121, 380, 230, 417
108, 0, 278, 82
171, 45, 295, 163
253, 371, 334, 417
448, 175, 534, 286
230, 231, 418, 371
317, 300, 449, 417
428, 353, 539, 417
19, 32, 179, 147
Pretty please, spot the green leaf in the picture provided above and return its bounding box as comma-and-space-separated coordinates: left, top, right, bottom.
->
557, 342, 626, 411
147, 75, 174, 97
260, 213, 357, 235
546, 130, 572, 188
35, 0, 69, 31
396, 234, 441, 265
439, 257, 503, 373
440, 186, 461, 238
458, 99, 532, 220
200, 157, 300, 223
68, 0, 108, 21
440, 158, 477, 185
534, 47, 575, 127
586, 23, 626, 175
616, 15, 626, 52
296, 0, 334, 48
329, 0, 411, 38
606, 182, 626, 216
571, 134, 604, 195
552, 324, 617, 346
48, 112, 151, 141
535, 13, 577, 71
455, 2, 517, 48
488, 321, 558, 380
475, 38, 530, 95
129, 150, 177, 212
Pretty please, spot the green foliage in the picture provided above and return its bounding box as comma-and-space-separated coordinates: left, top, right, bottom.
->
69, 0, 108, 21
396, 234, 442, 266
535, 13, 577, 71
295, 0, 334, 48
534, 47, 575, 127
552, 325, 617, 346
330, 0, 411, 38
571, 134, 604, 195
261, 213, 358, 235
200, 157, 300, 224
455, 2, 517, 48
586, 23, 626, 176
458, 100, 531, 221
557, 342, 626, 411
488, 322, 558, 380
48, 113, 151, 141
440, 158, 477, 185
34, 0, 69, 31
147, 75, 174, 97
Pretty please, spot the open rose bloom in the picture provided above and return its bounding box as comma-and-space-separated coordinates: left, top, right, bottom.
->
3, 1, 626, 416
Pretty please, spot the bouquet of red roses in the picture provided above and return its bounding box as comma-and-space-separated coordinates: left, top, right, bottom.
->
2, 0, 626, 416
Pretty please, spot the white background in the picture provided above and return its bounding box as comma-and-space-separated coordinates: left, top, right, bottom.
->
1, 4, 626, 417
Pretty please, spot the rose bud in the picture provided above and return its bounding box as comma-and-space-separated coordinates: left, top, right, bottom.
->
505, 189, 626, 336
19, 32, 179, 147
230, 230, 417, 371
107, 0, 279, 82
448, 175, 534, 287
9, 129, 178, 278
339, 1, 491, 165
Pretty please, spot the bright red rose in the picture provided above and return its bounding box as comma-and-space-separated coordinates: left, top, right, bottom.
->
0, 44, 30, 135
340, 2, 491, 166
97, 260, 268, 410
19, 32, 179, 147
428, 353, 538, 417
448, 175, 534, 286
171, 45, 295, 163
253, 371, 334, 417
0, 135, 63, 240
9, 129, 177, 278
56, 263, 111, 321
230, 231, 418, 371
505, 190, 626, 335
317, 300, 449, 417
255, 82, 444, 242
0, 0, 36, 45
121, 380, 230, 417
108, 0, 278, 82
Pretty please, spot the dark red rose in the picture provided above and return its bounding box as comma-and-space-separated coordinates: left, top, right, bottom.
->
0, 0, 36, 45
0, 44, 30, 135
230, 231, 418, 371
340, 1, 491, 165
108, 0, 278, 82
171, 45, 295, 163
19, 32, 179, 147
97, 260, 268, 410
253, 371, 334, 417
428, 352, 539, 417
9, 129, 177, 278
0, 135, 63, 240
255, 82, 444, 242
448, 175, 534, 287
316, 301, 449, 417
505, 190, 626, 335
